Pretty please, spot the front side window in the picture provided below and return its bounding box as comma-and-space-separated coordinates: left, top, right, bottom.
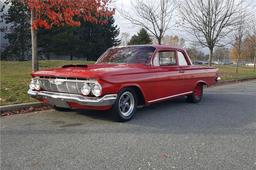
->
154, 51, 177, 66
96, 46, 155, 65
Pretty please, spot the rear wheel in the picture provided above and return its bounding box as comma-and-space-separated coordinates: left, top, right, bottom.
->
112, 88, 137, 122
187, 84, 204, 103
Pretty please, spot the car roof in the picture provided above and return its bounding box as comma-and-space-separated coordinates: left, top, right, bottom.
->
120, 44, 185, 51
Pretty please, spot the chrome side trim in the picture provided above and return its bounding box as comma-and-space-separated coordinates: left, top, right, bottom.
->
148, 91, 193, 103
28, 89, 117, 107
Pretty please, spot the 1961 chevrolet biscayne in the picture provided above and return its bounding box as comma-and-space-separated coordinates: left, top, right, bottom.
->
28, 45, 220, 121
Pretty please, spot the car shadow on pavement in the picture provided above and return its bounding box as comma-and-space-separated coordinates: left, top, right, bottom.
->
76, 109, 114, 121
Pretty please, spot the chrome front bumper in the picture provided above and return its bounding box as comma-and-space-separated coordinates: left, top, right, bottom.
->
28, 89, 117, 108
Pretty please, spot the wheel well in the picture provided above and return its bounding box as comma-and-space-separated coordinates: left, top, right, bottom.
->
126, 86, 145, 106
197, 82, 207, 88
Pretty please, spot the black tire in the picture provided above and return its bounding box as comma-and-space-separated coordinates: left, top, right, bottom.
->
187, 84, 204, 103
111, 88, 138, 122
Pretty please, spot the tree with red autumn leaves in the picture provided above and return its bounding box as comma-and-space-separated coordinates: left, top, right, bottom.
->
19, 0, 114, 71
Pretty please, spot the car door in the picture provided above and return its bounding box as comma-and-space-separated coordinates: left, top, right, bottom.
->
149, 50, 185, 101
177, 50, 195, 93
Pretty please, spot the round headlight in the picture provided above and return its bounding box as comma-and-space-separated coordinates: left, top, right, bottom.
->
92, 83, 102, 97
34, 80, 41, 90
81, 83, 91, 96
29, 79, 36, 90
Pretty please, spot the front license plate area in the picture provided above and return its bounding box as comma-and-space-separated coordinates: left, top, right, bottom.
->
47, 98, 70, 108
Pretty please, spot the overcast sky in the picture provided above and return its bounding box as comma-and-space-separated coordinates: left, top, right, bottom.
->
114, 0, 138, 36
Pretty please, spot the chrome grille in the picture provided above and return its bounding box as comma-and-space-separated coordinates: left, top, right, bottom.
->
38, 77, 87, 94
57, 81, 68, 92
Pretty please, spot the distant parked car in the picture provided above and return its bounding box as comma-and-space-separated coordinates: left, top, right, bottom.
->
213, 61, 223, 65
223, 61, 233, 65
194, 60, 208, 65
28, 45, 219, 121
246, 63, 254, 67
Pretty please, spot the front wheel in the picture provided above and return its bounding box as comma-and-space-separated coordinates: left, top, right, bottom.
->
111, 88, 137, 122
187, 84, 204, 103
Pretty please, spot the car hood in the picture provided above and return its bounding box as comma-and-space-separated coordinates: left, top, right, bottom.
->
32, 64, 149, 79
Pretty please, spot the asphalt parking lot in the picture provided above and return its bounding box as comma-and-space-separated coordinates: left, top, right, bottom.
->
1, 80, 256, 170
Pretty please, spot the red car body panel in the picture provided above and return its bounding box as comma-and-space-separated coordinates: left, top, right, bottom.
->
31, 45, 218, 109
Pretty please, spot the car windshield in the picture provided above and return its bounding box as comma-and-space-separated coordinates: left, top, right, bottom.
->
96, 46, 156, 65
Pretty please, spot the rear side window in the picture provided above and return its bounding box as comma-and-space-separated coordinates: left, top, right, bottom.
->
177, 51, 188, 66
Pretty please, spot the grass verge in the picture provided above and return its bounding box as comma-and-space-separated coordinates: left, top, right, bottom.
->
217, 65, 256, 81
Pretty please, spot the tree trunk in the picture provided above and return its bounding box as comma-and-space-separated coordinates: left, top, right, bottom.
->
70, 52, 73, 60
236, 54, 240, 74
21, 38, 25, 61
21, 47, 25, 61
254, 50, 256, 72
157, 37, 162, 45
208, 48, 213, 66
31, 10, 38, 72
46, 53, 50, 60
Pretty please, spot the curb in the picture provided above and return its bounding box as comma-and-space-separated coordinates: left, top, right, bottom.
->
0, 102, 48, 113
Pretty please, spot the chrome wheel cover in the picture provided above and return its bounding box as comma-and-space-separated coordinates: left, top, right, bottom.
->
118, 91, 135, 117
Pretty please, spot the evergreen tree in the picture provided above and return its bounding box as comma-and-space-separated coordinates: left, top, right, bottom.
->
128, 28, 152, 45
0, 0, 31, 60
38, 26, 80, 60
77, 16, 120, 60
39, 16, 120, 61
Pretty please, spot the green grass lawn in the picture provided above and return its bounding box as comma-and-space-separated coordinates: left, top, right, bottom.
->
0, 60, 90, 106
217, 65, 256, 81
1, 61, 256, 106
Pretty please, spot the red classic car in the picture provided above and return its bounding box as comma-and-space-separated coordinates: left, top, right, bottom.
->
28, 45, 219, 121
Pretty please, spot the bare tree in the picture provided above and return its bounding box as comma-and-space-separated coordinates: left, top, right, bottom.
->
179, 0, 242, 66
162, 35, 185, 47
231, 15, 246, 73
119, 0, 176, 45
231, 1, 252, 73
247, 13, 256, 72
214, 47, 230, 63
250, 29, 256, 73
